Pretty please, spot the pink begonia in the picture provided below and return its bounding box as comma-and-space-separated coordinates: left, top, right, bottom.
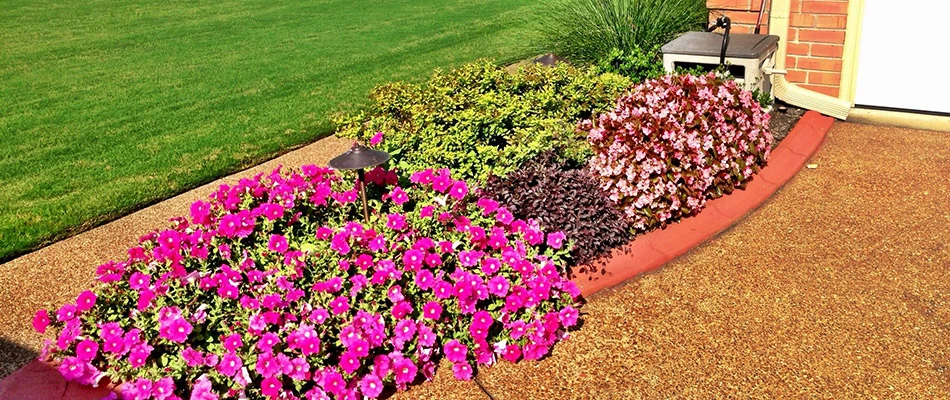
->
32, 310, 50, 333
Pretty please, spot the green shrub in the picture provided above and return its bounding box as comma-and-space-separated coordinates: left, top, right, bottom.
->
535, 0, 707, 63
594, 46, 665, 83
335, 60, 631, 183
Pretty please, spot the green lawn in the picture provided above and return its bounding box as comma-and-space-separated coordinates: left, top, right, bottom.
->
0, 0, 539, 261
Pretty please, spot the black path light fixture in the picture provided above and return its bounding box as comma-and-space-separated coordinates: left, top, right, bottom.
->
327, 142, 391, 223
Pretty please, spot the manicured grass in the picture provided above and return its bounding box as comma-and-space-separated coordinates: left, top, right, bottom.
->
0, 0, 539, 261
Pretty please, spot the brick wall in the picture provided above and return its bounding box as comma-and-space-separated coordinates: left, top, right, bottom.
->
708, 0, 849, 97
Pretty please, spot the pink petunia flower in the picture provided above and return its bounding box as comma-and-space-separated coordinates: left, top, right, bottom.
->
217, 353, 243, 377
452, 361, 473, 380
151, 377, 176, 400
268, 234, 289, 254
443, 340, 468, 363
75, 291, 96, 311
392, 357, 417, 385
422, 301, 442, 321
360, 373, 384, 398
32, 310, 50, 334
75, 339, 99, 362
369, 131, 384, 146
58, 356, 86, 381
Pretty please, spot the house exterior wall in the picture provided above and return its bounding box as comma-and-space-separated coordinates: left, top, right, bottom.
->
707, 0, 849, 97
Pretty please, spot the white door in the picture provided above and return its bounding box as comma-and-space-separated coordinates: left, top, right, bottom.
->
854, 1, 950, 114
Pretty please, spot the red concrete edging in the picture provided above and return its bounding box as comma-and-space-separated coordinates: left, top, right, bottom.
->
572, 111, 834, 298
0, 111, 835, 399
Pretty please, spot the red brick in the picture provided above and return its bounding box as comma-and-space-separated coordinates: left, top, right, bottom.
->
817, 15, 848, 29
807, 71, 842, 85
810, 43, 844, 58
787, 42, 810, 55
800, 83, 840, 97
798, 57, 842, 72
787, 27, 799, 41
790, 13, 816, 27
799, 29, 846, 44
786, 55, 798, 69
787, 69, 808, 83
708, 0, 753, 11
802, 1, 849, 14
791, 0, 803, 12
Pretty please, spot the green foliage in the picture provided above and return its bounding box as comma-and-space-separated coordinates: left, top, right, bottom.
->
594, 46, 665, 83
335, 60, 632, 183
534, 0, 708, 62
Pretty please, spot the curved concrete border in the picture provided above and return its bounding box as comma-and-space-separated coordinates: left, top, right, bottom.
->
572, 111, 835, 298
0, 112, 835, 400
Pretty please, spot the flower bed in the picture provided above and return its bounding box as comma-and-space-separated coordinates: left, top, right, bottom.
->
33, 165, 580, 399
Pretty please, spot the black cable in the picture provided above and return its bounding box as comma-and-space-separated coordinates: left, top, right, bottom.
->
473, 375, 497, 400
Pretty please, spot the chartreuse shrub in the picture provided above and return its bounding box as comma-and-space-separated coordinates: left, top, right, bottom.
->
594, 45, 665, 84
579, 72, 773, 232
534, 0, 707, 63
481, 153, 632, 272
33, 165, 581, 399
335, 60, 631, 183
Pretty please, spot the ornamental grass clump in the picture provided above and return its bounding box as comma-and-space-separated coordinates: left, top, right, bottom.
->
579, 72, 773, 232
33, 164, 581, 399
335, 60, 631, 183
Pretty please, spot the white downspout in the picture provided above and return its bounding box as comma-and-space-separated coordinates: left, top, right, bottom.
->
767, 0, 851, 120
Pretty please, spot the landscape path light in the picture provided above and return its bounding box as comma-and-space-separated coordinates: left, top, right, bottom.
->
327, 142, 391, 223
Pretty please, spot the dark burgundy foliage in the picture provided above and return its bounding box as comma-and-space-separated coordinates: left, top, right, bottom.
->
481, 153, 633, 276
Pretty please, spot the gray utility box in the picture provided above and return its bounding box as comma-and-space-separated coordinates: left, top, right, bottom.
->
661, 32, 780, 96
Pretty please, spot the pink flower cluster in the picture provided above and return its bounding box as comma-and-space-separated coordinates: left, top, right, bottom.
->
34, 164, 580, 400
580, 73, 773, 231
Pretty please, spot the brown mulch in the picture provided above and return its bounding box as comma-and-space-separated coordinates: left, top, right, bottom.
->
3, 121, 949, 399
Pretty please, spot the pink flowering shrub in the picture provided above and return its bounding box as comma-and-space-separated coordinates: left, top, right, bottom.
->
34, 164, 580, 399
579, 73, 773, 231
